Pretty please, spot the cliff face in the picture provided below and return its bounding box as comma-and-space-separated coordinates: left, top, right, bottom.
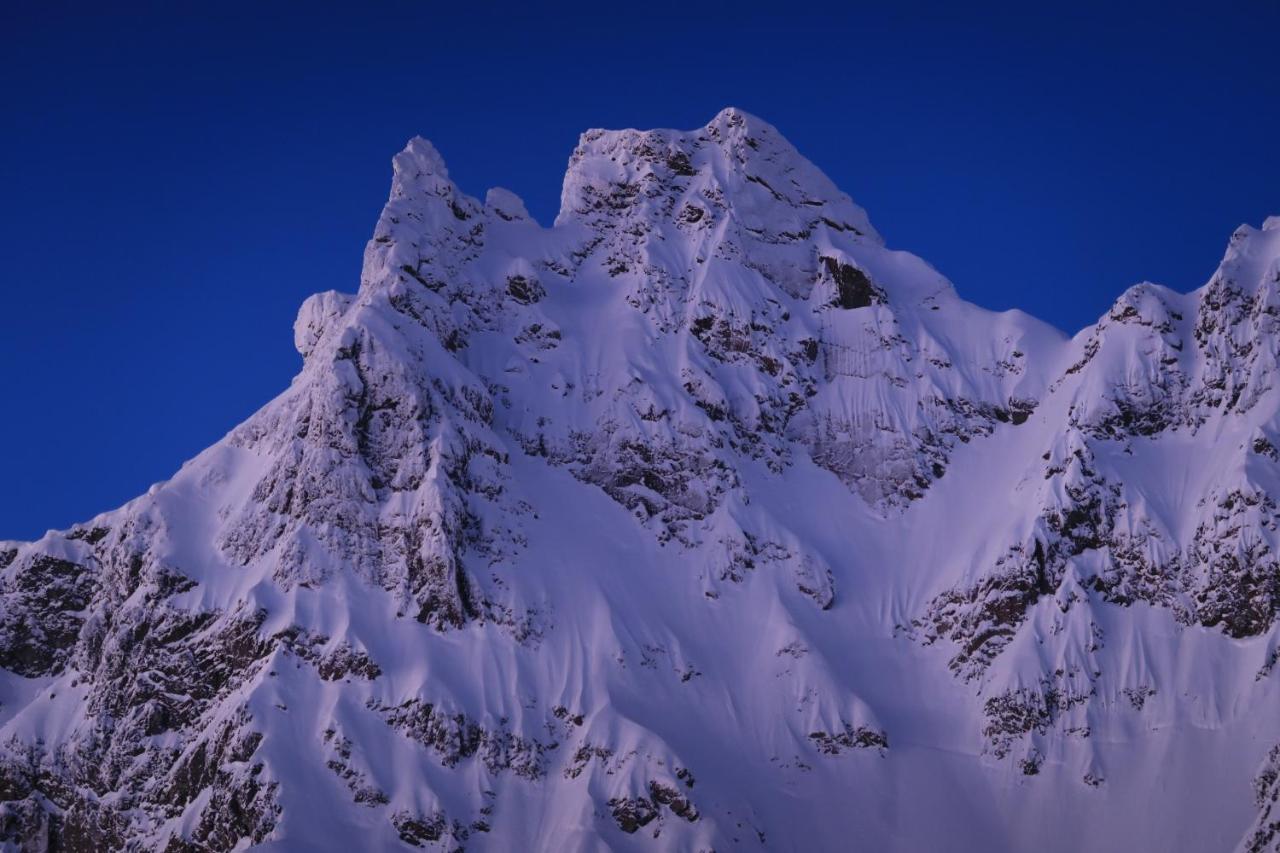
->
2, 109, 1279, 852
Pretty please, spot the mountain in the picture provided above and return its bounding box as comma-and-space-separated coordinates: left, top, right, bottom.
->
2, 108, 1279, 852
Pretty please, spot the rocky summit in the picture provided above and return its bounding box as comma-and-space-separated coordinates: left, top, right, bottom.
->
3, 108, 1280, 851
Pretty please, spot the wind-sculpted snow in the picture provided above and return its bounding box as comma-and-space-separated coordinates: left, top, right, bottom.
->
2, 110, 1279, 851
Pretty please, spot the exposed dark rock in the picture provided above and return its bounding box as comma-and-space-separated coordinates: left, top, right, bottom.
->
808, 723, 888, 754
506, 274, 545, 305
0, 554, 96, 677
609, 795, 659, 834
821, 256, 883, 310
370, 698, 556, 780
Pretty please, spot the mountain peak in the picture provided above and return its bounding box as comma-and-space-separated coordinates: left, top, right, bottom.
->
1216, 217, 1280, 296
701, 104, 783, 148
390, 135, 454, 194
5, 113, 1279, 853
557, 109, 880, 242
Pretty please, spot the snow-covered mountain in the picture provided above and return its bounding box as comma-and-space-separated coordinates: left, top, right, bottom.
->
3, 108, 1280, 852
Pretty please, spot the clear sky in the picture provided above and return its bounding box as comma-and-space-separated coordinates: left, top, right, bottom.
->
2, 1, 1278, 540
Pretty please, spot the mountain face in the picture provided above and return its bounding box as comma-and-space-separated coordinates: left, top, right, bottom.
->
3, 108, 1280, 852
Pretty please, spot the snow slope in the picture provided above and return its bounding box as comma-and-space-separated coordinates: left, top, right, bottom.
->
2, 109, 1280, 852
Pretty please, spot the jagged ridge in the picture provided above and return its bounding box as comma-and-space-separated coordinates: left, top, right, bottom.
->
2, 110, 1279, 852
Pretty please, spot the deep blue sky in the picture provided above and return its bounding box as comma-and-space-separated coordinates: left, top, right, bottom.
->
3, 2, 1278, 540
